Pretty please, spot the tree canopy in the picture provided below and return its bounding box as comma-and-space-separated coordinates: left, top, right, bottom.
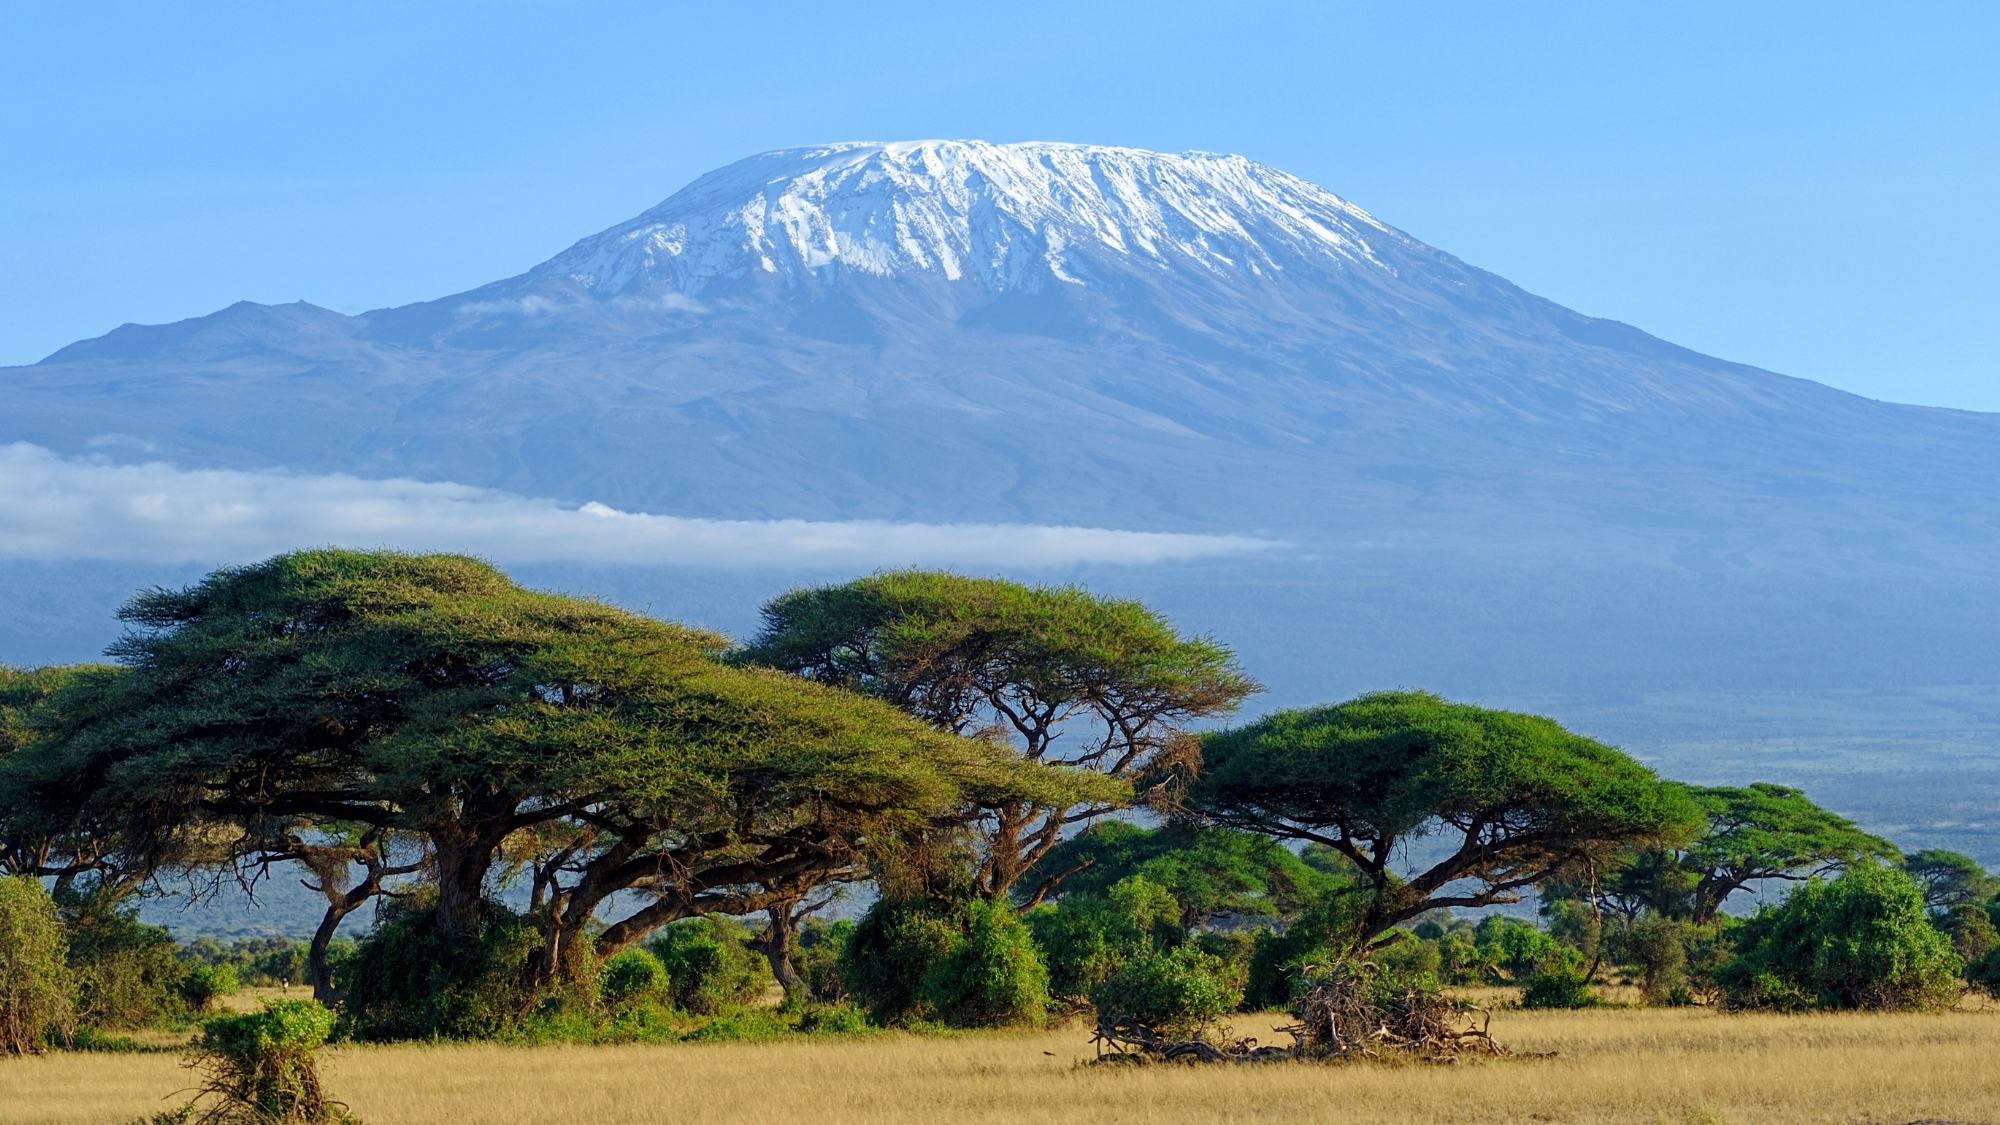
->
738, 570, 1254, 901
1185, 691, 1702, 947
1675, 783, 1900, 923
1, 551, 1084, 970
1021, 820, 1342, 928
1901, 849, 1998, 914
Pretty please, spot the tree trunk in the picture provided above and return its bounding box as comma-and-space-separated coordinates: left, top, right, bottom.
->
756, 904, 805, 992
307, 898, 359, 1005
432, 837, 497, 937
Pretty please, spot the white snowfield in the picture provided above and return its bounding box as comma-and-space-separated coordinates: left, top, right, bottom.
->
523, 141, 1404, 297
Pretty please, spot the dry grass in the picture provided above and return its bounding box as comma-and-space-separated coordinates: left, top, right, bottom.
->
4, 1005, 1995, 1125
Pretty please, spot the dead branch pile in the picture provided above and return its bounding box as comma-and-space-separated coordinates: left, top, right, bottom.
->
1279, 961, 1508, 1062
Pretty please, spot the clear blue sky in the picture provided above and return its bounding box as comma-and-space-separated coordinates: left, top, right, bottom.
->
5, 2, 1996, 409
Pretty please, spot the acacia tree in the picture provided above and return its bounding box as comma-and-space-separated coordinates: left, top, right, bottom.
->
1184, 691, 1703, 949
1902, 849, 1999, 914
3, 551, 1078, 977
738, 570, 1254, 903
0, 665, 166, 896
1674, 783, 1899, 923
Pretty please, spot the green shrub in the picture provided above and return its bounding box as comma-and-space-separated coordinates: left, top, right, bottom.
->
57, 884, 184, 1030
336, 894, 547, 1040
797, 1003, 870, 1034
839, 898, 969, 1024
180, 964, 241, 1013
920, 897, 1050, 1028
0, 876, 75, 1054
794, 919, 853, 1003
1373, 933, 1442, 980
1475, 915, 1565, 980
646, 916, 772, 1015
180, 999, 348, 1124
1027, 874, 1183, 1002
1241, 891, 1364, 1008
1089, 943, 1240, 1039
842, 897, 1051, 1027
1435, 930, 1496, 986
1613, 914, 1691, 1003
1520, 965, 1601, 1009
1717, 864, 1962, 1011
1939, 904, 2000, 966
600, 947, 670, 1008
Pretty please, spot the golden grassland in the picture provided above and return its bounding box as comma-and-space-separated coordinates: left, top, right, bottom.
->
4, 999, 1996, 1125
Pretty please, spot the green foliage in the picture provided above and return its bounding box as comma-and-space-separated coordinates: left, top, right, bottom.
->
1475, 915, 1571, 980
1520, 965, 1602, 1009
1026, 874, 1182, 1002
740, 570, 1251, 897
1717, 864, 1962, 1011
1435, 930, 1497, 986
1902, 849, 1999, 913
8, 551, 1060, 977
180, 963, 240, 1013
920, 898, 1050, 1027
793, 919, 852, 1003
1372, 932, 1442, 980
1190, 691, 1703, 948
646, 916, 772, 1015
1678, 783, 1901, 923
336, 894, 548, 1041
600, 947, 670, 1008
841, 896, 1050, 1027
796, 1003, 870, 1035
1939, 904, 2000, 966
1243, 891, 1366, 1008
178, 937, 311, 988
183, 999, 347, 1124
1613, 914, 1693, 1003
1088, 942, 1240, 1039
1024, 821, 1340, 926
0, 875, 74, 1054
57, 883, 185, 1030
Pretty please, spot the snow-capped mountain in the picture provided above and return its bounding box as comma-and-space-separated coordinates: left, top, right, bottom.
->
9, 139, 2000, 598
518, 141, 1401, 297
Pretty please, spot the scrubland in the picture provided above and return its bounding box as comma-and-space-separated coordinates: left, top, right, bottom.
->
4, 1003, 1995, 1125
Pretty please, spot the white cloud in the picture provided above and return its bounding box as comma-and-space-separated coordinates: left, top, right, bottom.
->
0, 443, 1277, 569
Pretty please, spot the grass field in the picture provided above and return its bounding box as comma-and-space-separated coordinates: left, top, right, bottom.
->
3, 1001, 1994, 1125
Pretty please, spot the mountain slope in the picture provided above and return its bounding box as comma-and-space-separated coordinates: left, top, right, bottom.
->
8, 140, 1999, 577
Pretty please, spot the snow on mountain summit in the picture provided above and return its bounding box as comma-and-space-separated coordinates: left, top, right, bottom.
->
520, 141, 1406, 298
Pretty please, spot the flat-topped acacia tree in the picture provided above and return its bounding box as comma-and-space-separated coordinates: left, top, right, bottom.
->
1674, 783, 1901, 923
738, 570, 1256, 903
1184, 691, 1703, 949
4, 550, 1082, 972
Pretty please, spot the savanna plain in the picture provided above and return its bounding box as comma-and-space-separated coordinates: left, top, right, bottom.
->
6, 1000, 1994, 1125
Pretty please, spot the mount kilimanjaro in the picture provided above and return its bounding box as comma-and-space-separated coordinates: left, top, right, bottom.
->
7, 140, 2000, 706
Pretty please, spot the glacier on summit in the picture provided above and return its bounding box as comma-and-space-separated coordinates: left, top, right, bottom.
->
516, 141, 1400, 299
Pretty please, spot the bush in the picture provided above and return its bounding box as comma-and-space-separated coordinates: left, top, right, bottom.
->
1241, 891, 1364, 1008
179, 999, 349, 1124
1520, 965, 1601, 1009
1476, 915, 1566, 980
1615, 914, 1691, 1003
842, 897, 1050, 1027
600, 947, 670, 1008
1089, 942, 1239, 1039
797, 1003, 870, 1035
1373, 932, 1443, 980
1026, 874, 1181, 1002
336, 895, 548, 1040
0, 876, 74, 1054
920, 897, 1050, 1028
1717, 864, 1962, 1011
57, 884, 184, 1030
794, 919, 852, 1003
646, 916, 772, 1014
1939, 904, 1999, 966
838, 898, 965, 1024
180, 964, 240, 1013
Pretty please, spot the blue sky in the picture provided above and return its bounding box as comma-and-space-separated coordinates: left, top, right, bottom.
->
4, 2, 1996, 409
